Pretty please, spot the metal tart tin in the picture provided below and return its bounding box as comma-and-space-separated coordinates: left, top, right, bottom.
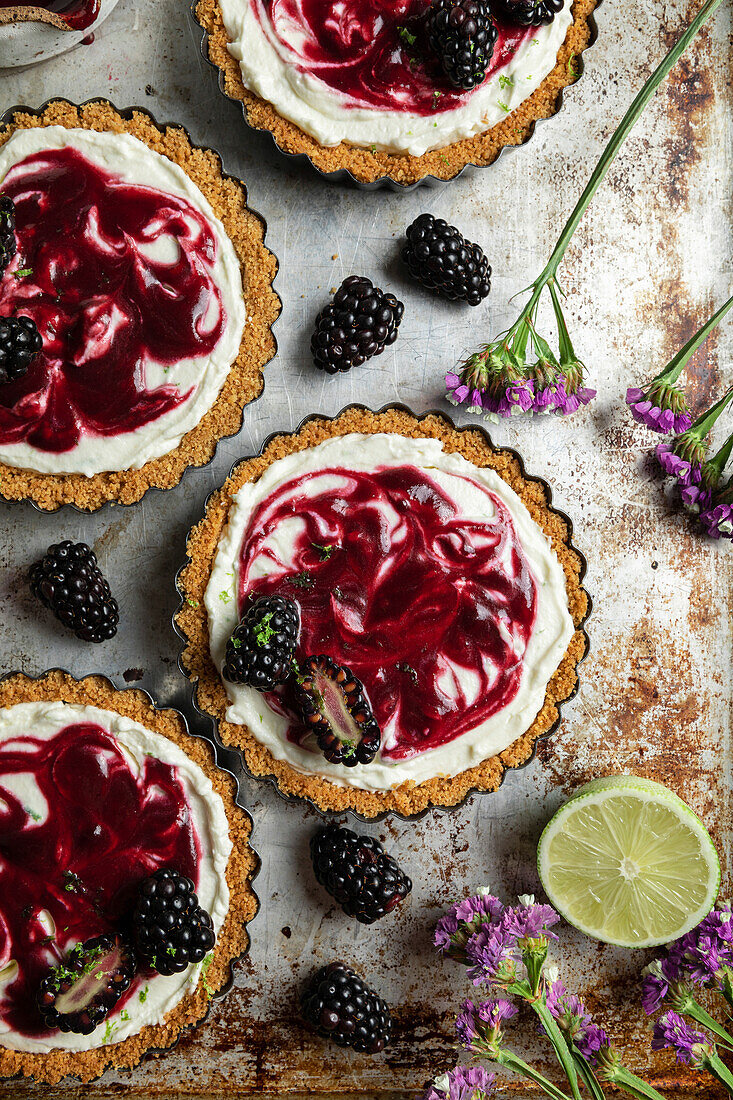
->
173, 401, 592, 823
0, 0, 121, 70
0, 96, 281, 514
191, 0, 605, 192
0, 666, 261, 1083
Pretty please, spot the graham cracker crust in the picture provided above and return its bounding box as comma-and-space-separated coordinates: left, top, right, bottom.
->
176, 405, 590, 818
195, 0, 598, 186
0, 99, 281, 512
0, 6, 71, 28
0, 670, 259, 1086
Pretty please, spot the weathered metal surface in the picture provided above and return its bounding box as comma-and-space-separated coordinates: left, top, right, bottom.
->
1, 0, 732, 1094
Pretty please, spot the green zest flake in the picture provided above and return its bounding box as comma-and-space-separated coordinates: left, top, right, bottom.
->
311, 542, 335, 560
120, 1010, 130, 1022
139, 986, 149, 1003
24, 806, 42, 822
499, 74, 514, 89
231, 636, 242, 649
341, 740, 356, 759
218, 589, 232, 604
439, 155, 449, 166
103, 1020, 117, 1045
432, 91, 443, 109
63, 870, 83, 894
40, 935, 55, 947
186, 597, 199, 608
397, 25, 416, 45
370, 144, 377, 154
332, 586, 344, 600
167, 945, 177, 956
567, 52, 578, 77
254, 612, 276, 647
200, 952, 215, 997
13, 267, 33, 279
288, 570, 315, 590
498, 101, 510, 113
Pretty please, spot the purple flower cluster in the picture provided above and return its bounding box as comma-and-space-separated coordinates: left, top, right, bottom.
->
445, 370, 595, 421
700, 485, 733, 540
656, 442, 702, 489
642, 905, 733, 1018
575, 1023, 613, 1065
626, 384, 692, 435
435, 891, 560, 987
545, 976, 591, 1039
651, 1011, 711, 1066
456, 998, 518, 1050
421, 1065, 496, 1100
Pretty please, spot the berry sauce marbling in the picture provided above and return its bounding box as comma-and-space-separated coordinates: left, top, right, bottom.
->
0, 1, 100, 31
237, 464, 538, 761
0, 145, 226, 454
255, 0, 537, 114
0, 723, 200, 1038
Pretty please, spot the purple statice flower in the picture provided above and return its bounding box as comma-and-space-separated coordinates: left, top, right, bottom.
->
435, 890, 505, 963
481, 379, 535, 421
656, 442, 701, 488
421, 1065, 496, 1100
626, 384, 692, 435
657, 906, 733, 991
455, 998, 517, 1051
651, 1011, 711, 1066
446, 373, 470, 407
501, 897, 560, 943
575, 1023, 613, 1065
465, 924, 517, 987
641, 956, 683, 1015
545, 976, 591, 1038
680, 482, 713, 515
700, 482, 733, 540
554, 378, 597, 416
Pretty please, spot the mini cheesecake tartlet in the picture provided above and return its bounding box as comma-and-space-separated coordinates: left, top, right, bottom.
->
194, 0, 598, 187
0, 99, 280, 511
0, 670, 258, 1085
177, 407, 589, 817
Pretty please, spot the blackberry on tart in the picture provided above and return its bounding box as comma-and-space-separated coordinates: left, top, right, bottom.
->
223, 594, 300, 690
295, 656, 381, 766
0, 315, 43, 384
37, 935, 136, 1036
133, 868, 216, 976
427, 0, 498, 90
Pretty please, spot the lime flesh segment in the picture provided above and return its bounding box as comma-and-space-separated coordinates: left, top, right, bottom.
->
537, 776, 720, 948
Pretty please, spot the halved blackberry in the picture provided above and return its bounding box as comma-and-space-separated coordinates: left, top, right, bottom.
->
29, 541, 119, 643
0, 196, 16, 275
311, 276, 404, 374
223, 594, 300, 691
133, 868, 216, 976
427, 0, 497, 90
300, 962, 392, 1053
500, 0, 564, 25
0, 315, 43, 384
295, 656, 381, 767
402, 214, 491, 305
311, 824, 412, 924
37, 934, 136, 1035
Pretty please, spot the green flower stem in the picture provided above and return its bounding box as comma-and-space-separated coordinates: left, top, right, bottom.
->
701, 1051, 733, 1096
496, 1049, 573, 1100
687, 384, 733, 438
536, 0, 724, 286
548, 280, 576, 362
571, 1050, 607, 1100
531, 1000, 583, 1100
720, 971, 733, 1016
602, 1064, 669, 1100
653, 293, 733, 385
680, 993, 733, 1048
706, 429, 733, 481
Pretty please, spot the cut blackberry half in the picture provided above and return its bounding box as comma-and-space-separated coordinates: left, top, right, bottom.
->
295, 656, 381, 767
427, 0, 497, 91
0, 196, 16, 275
223, 594, 300, 691
133, 868, 216, 977
37, 934, 136, 1035
311, 823, 412, 924
0, 315, 43, 384
300, 961, 392, 1053
29, 541, 119, 643
500, 0, 564, 25
402, 214, 491, 306
311, 276, 404, 374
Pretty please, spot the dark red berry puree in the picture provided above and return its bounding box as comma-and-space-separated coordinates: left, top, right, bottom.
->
256, 0, 537, 114
0, 722, 200, 1039
237, 464, 538, 761
0, 1, 100, 31
0, 145, 227, 455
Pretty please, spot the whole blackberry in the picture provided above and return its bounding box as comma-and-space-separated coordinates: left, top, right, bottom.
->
0, 196, 16, 275
311, 824, 412, 924
500, 0, 564, 25
300, 962, 392, 1053
133, 868, 216, 976
427, 0, 497, 90
223, 594, 300, 691
402, 214, 491, 306
29, 541, 119, 643
311, 276, 404, 374
295, 655, 381, 767
0, 315, 42, 384
37, 934, 136, 1035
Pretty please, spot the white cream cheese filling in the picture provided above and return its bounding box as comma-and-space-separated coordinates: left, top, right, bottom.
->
206, 433, 575, 791
218, 0, 572, 156
0, 701, 231, 1054
0, 127, 246, 477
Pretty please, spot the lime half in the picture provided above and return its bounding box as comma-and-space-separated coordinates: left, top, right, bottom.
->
537, 776, 720, 948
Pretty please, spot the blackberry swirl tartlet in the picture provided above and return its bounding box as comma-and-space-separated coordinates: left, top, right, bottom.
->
0, 670, 258, 1085
194, 0, 599, 186
176, 406, 590, 817
0, 100, 279, 511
